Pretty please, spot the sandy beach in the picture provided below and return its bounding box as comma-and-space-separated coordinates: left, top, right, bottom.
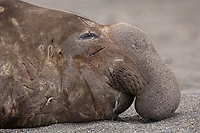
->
0, 0, 200, 132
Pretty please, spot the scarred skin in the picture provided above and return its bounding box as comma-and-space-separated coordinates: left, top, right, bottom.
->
0, 0, 181, 128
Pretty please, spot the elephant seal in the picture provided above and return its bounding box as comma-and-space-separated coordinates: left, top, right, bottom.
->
0, 0, 181, 128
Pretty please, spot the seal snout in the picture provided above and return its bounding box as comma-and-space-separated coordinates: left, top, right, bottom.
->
107, 23, 181, 121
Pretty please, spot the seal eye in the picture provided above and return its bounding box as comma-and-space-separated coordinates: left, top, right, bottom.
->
78, 31, 98, 40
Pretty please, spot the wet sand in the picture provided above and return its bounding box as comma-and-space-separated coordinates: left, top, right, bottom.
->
1, 0, 200, 132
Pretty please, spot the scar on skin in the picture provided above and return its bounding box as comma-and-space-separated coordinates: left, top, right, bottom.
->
0, 6, 4, 12
113, 59, 123, 62
11, 18, 19, 26
113, 93, 121, 113
46, 97, 53, 105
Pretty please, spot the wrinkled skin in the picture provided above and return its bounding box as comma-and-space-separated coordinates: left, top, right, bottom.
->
0, 0, 181, 128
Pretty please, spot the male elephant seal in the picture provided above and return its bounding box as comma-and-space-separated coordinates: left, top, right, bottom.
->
0, 0, 181, 128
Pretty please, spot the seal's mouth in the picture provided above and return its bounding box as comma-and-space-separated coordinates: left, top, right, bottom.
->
88, 46, 105, 57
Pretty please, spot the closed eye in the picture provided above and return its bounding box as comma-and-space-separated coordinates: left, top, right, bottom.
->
78, 31, 98, 40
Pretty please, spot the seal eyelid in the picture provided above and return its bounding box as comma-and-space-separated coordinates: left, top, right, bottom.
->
78, 31, 98, 40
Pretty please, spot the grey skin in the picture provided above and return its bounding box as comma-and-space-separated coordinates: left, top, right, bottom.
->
0, 0, 181, 128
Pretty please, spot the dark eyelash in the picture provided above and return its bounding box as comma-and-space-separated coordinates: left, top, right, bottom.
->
78, 31, 98, 40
